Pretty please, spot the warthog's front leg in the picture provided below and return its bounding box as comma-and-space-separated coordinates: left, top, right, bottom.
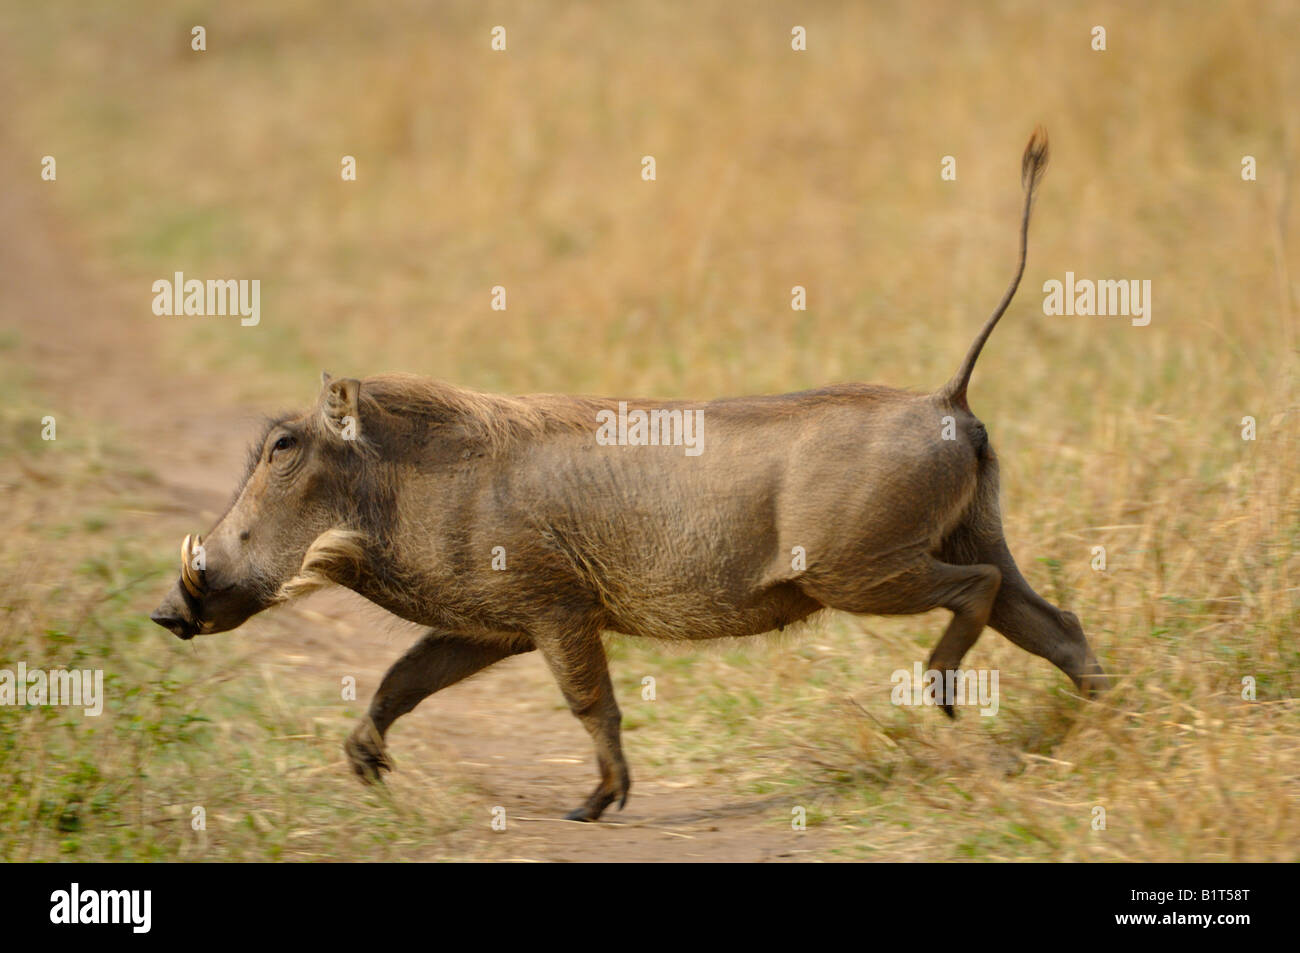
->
534, 624, 629, 822
346, 628, 532, 782
923, 563, 1004, 717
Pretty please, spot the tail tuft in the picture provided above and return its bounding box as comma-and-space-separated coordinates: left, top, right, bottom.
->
1022, 125, 1050, 194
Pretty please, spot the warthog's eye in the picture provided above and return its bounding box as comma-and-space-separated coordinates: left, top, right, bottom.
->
271, 434, 296, 457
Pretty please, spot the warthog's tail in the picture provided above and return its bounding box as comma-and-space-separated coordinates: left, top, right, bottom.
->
939, 127, 1050, 409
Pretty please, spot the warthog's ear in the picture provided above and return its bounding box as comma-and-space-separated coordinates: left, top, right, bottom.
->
319, 374, 362, 443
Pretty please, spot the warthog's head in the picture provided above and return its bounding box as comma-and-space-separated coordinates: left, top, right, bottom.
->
151, 373, 372, 639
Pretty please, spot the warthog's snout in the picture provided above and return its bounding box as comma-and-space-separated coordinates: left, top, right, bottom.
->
151, 533, 207, 639
150, 530, 269, 639
150, 580, 200, 640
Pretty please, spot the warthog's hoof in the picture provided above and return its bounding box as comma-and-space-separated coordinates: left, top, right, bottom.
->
344, 725, 393, 784
564, 778, 629, 822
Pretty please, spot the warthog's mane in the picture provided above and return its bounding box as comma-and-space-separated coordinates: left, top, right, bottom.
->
233, 376, 908, 499
360, 374, 588, 450
355, 373, 684, 458
359, 374, 907, 447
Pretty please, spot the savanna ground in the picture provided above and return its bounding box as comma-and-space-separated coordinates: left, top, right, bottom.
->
0, 1, 1296, 862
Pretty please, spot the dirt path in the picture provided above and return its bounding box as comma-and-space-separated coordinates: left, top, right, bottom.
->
1, 160, 853, 862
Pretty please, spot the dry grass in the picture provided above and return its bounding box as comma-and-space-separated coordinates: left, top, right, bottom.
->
1, 0, 1297, 860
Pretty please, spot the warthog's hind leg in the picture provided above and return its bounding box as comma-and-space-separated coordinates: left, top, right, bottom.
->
534, 623, 630, 822
345, 628, 532, 783
811, 557, 1003, 717
942, 525, 1109, 697
981, 538, 1110, 696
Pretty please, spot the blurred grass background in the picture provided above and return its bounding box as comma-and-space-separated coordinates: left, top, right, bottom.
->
0, 0, 1296, 860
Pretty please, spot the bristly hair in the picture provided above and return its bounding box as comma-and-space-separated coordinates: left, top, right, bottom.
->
355, 373, 609, 456
276, 528, 369, 601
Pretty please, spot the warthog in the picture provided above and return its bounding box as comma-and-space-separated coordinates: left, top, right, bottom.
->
152, 128, 1107, 821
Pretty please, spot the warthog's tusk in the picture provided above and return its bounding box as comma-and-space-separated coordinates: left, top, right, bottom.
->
180, 533, 205, 599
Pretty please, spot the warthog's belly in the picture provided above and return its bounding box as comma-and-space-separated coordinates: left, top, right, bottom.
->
603, 580, 823, 641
